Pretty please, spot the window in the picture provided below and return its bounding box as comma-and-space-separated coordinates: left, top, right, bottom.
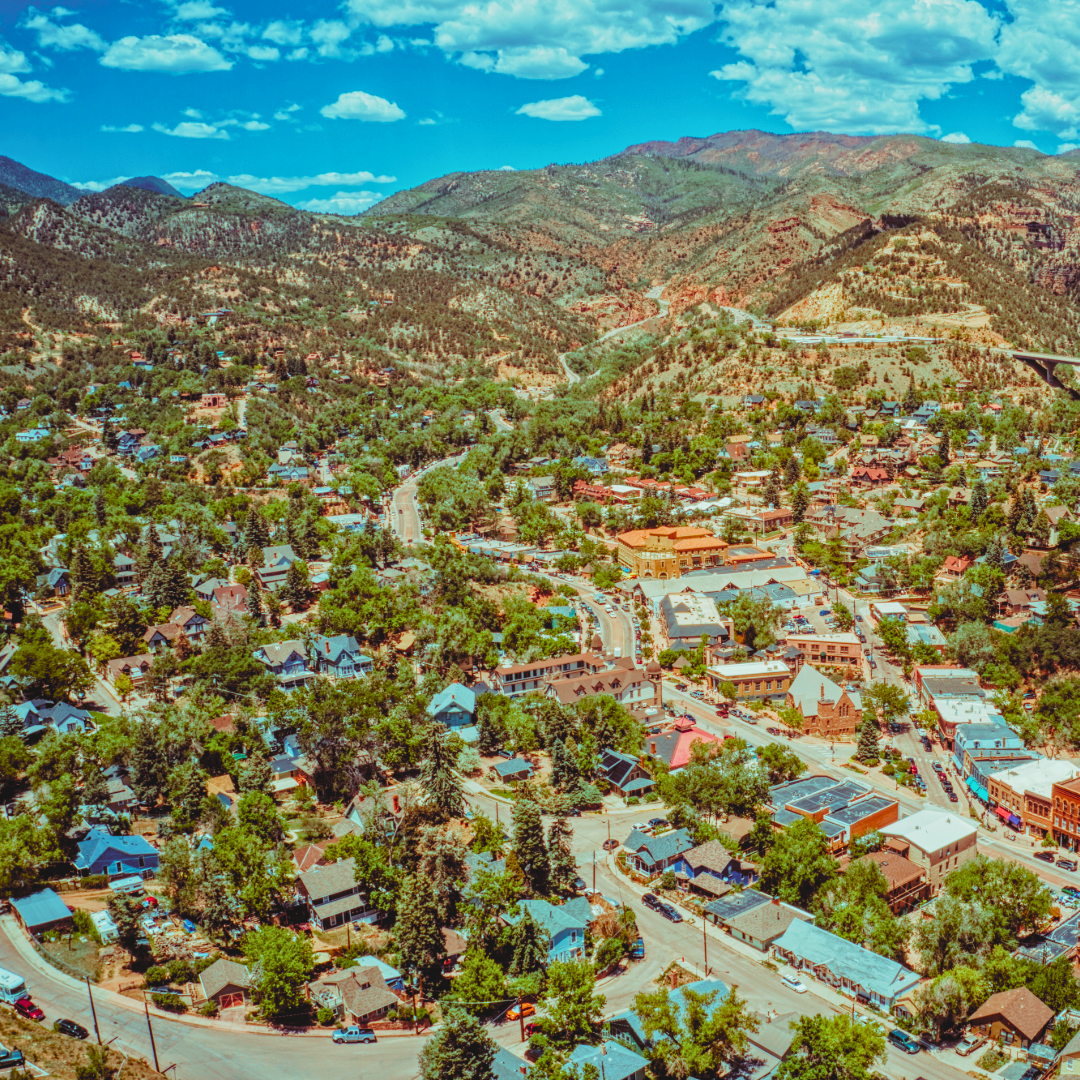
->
138, 856, 145, 868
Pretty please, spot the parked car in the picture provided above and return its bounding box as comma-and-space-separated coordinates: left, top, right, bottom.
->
642, 893, 662, 911
1062, 885, 1080, 899
780, 974, 807, 994
332, 1027, 377, 1044
506, 1003, 536, 1021
58, 1019, 89, 1040
887, 1029, 920, 1054
948, 793, 959, 802
659, 903, 683, 923
14, 998, 43, 1022
630, 938, 645, 959
1035, 850, 1056, 863
956, 1034, 987, 1057
1059, 859, 1078, 872
0, 1050, 25, 1070
602, 838, 620, 851
571, 876, 588, 892
649, 818, 668, 829
631, 822, 651, 834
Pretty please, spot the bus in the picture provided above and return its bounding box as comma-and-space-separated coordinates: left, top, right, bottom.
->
0, 968, 27, 1005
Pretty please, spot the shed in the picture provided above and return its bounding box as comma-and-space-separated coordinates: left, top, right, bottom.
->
199, 958, 252, 1010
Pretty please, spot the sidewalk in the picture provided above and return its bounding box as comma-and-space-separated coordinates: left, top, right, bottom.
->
0, 917, 425, 1040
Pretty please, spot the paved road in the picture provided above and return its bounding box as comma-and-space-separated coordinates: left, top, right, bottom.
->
40, 609, 124, 716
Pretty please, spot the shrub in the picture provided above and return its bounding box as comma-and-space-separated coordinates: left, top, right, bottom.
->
166, 959, 195, 983
81, 875, 109, 890
660, 869, 677, 891
144, 966, 169, 988
151, 993, 187, 1013
71, 908, 102, 945
626, 796, 640, 806
316, 1008, 335, 1027
199, 1001, 218, 1017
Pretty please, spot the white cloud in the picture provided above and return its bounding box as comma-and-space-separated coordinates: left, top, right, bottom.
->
263, 20, 303, 46
418, 117, 437, 125
941, 131, 971, 143
376, 34, 394, 52
183, 107, 202, 118
173, 1, 230, 18
73, 176, 131, 191
286, 47, 309, 60
21, 9, 107, 52
246, 45, 279, 61
1013, 139, 1040, 150
321, 90, 405, 121
711, 0, 999, 135
343, 0, 714, 78
100, 34, 233, 73
310, 19, 354, 58
516, 95, 600, 121
498, 164, 516, 170
101, 123, 144, 133
153, 120, 231, 138
1058, 143, 1080, 154
298, 190, 383, 214
0, 72, 69, 102
273, 103, 302, 120
594, 67, 604, 77
225, 170, 396, 194
1013, 85, 1080, 140
0, 41, 31, 75
160, 169, 218, 188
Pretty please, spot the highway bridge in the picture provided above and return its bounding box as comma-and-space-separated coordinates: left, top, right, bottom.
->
1011, 348, 1080, 390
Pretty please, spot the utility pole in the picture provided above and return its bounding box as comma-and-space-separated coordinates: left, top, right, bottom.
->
517, 998, 526, 1043
144, 998, 160, 1073
703, 918, 709, 977
592, 850, 596, 892
86, 977, 101, 1044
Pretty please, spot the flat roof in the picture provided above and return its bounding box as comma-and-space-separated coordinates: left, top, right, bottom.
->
825, 795, 896, 827
788, 782, 867, 814
882, 809, 977, 852
703, 888, 772, 922
709, 660, 789, 677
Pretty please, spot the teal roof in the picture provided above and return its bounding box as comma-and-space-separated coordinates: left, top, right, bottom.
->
568, 1042, 647, 1080
504, 898, 588, 937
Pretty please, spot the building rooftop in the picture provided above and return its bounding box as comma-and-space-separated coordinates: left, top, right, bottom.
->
988, 758, 1080, 799
824, 795, 897, 828
881, 809, 977, 852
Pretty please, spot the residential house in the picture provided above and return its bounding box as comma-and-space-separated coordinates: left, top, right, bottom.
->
199, 959, 252, 1011
502, 898, 589, 963
786, 665, 861, 740
143, 623, 184, 654
256, 544, 299, 592
643, 721, 722, 774
567, 1044, 646, 1080
1059, 1026, 1080, 1077
297, 858, 379, 930
113, 553, 136, 586
74, 828, 159, 878
13, 699, 93, 738
880, 810, 978, 891
105, 654, 153, 686
493, 652, 606, 697
703, 891, 811, 952
856, 851, 929, 913
528, 476, 557, 501
675, 840, 758, 899
573, 455, 610, 476
252, 640, 316, 692
309, 966, 399, 1025
35, 567, 70, 598
772, 919, 922, 1011
170, 606, 209, 644
310, 635, 372, 680
428, 683, 477, 737
489, 758, 534, 783
625, 828, 695, 876
545, 666, 657, 712
211, 583, 248, 616
195, 578, 230, 603
968, 987, 1053, 1050
598, 748, 654, 799
16, 428, 50, 443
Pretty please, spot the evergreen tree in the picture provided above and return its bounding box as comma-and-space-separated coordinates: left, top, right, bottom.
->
102, 421, 118, 454
547, 817, 577, 895
135, 524, 163, 583
783, 454, 802, 488
551, 738, 573, 790
244, 507, 270, 550
903, 379, 918, 413
507, 909, 551, 978
937, 427, 950, 467
70, 544, 96, 599
790, 482, 810, 524
93, 490, 107, 528
856, 718, 880, 762
512, 797, 549, 896
985, 533, 1006, 572
278, 561, 311, 608
970, 479, 988, 523
246, 583, 264, 624
240, 752, 274, 796
0, 704, 21, 739
206, 623, 229, 650
396, 874, 447, 994
144, 561, 190, 611
418, 1008, 496, 1080
419, 726, 464, 820
1007, 493, 1025, 536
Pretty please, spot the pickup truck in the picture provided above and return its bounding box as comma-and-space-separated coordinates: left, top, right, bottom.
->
332, 1026, 377, 1044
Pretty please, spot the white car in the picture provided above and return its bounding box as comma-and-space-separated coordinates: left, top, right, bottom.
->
630, 822, 652, 834
781, 974, 807, 994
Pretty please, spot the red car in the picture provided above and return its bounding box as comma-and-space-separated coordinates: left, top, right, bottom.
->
14, 997, 44, 1021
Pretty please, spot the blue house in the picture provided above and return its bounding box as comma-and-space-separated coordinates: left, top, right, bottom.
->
135, 445, 161, 463
573, 455, 610, 476
624, 828, 695, 877
503, 898, 589, 963
568, 1043, 647, 1080
14, 699, 93, 738
678, 840, 758, 896
428, 683, 476, 733
309, 635, 373, 680
74, 828, 159, 879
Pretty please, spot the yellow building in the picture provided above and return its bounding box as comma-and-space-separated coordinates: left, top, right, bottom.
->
616, 526, 729, 579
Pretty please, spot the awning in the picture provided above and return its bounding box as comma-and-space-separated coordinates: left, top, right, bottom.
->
1009, 813, 1022, 829
966, 777, 989, 801
995, 807, 1012, 823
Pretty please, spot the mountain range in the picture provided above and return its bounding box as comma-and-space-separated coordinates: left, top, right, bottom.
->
4, 130, 1080, 365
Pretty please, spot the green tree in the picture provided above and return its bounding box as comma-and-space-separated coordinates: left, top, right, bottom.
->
419, 724, 465, 820
814, 859, 909, 961
945, 854, 1053, 942
861, 682, 911, 730
634, 984, 759, 1079
777, 1014, 886, 1080
396, 873, 447, 994
507, 908, 552, 981
168, 759, 209, 832
11, 640, 94, 702
856, 718, 880, 763
914, 965, 989, 1040
547, 817, 577, 895
239, 752, 274, 796
244, 925, 313, 1022
759, 817, 837, 907
449, 949, 508, 1015
513, 797, 550, 896
419, 1007, 496, 1080
107, 893, 145, 954
755, 743, 806, 784
875, 617, 912, 664
538, 960, 605, 1051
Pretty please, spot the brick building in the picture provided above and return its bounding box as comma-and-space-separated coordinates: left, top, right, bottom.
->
785, 665, 861, 740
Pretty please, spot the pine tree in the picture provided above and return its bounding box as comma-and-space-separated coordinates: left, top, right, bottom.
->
551, 738, 571, 790
1007, 493, 1025, 536
70, 544, 96, 598
970, 479, 988, 523
791, 483, 810, 524
246, 583, 264, 624
418, 1008, 496, 1080
145, 562, 190, 611
136, 524, 163, 583
244, 507, 270, 550
856, 718, 880, 763
93, 491, 107, 528
0, 704, 21, 739
206, 623, 230, 651
985, 533, 1006, 572
419, 726, 464, 820
278, 561, 310, 608
240, 752, 273, 796
507, 909, 551, 978
783, 455, 801, 488
512, 796, 549, 896
937, 427, 950, 467
396, 874, 447, 994
547, 817, 577, 895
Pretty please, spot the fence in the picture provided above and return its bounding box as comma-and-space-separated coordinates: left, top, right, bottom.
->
25, 931, 90, 981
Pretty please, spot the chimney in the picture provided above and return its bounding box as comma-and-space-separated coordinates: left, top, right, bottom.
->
325, 639, 330, 654
650, 741, 657, 755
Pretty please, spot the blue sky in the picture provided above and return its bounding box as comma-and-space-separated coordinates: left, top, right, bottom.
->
2, 0, 1080, 213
